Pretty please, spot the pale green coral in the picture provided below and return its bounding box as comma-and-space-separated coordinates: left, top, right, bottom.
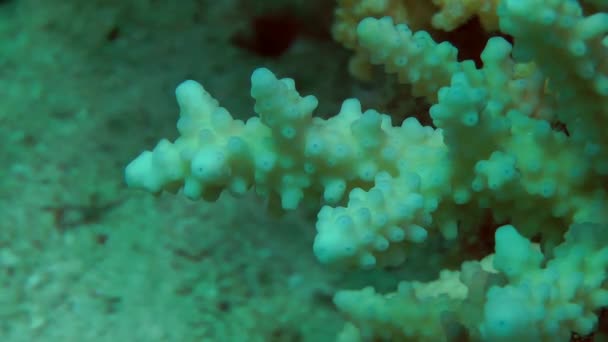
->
126, 0, 608, 339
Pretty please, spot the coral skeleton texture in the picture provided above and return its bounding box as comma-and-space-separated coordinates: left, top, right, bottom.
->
126, 0, 608, 340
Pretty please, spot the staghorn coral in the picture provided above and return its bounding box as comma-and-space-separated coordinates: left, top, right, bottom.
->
125, 0, 608, 340
332, 0, 502, 80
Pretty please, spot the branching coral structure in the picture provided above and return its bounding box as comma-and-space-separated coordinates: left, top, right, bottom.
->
125, 0, 608, 340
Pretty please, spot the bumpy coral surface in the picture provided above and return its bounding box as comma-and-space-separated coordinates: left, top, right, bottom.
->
127, 0, 608, 340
